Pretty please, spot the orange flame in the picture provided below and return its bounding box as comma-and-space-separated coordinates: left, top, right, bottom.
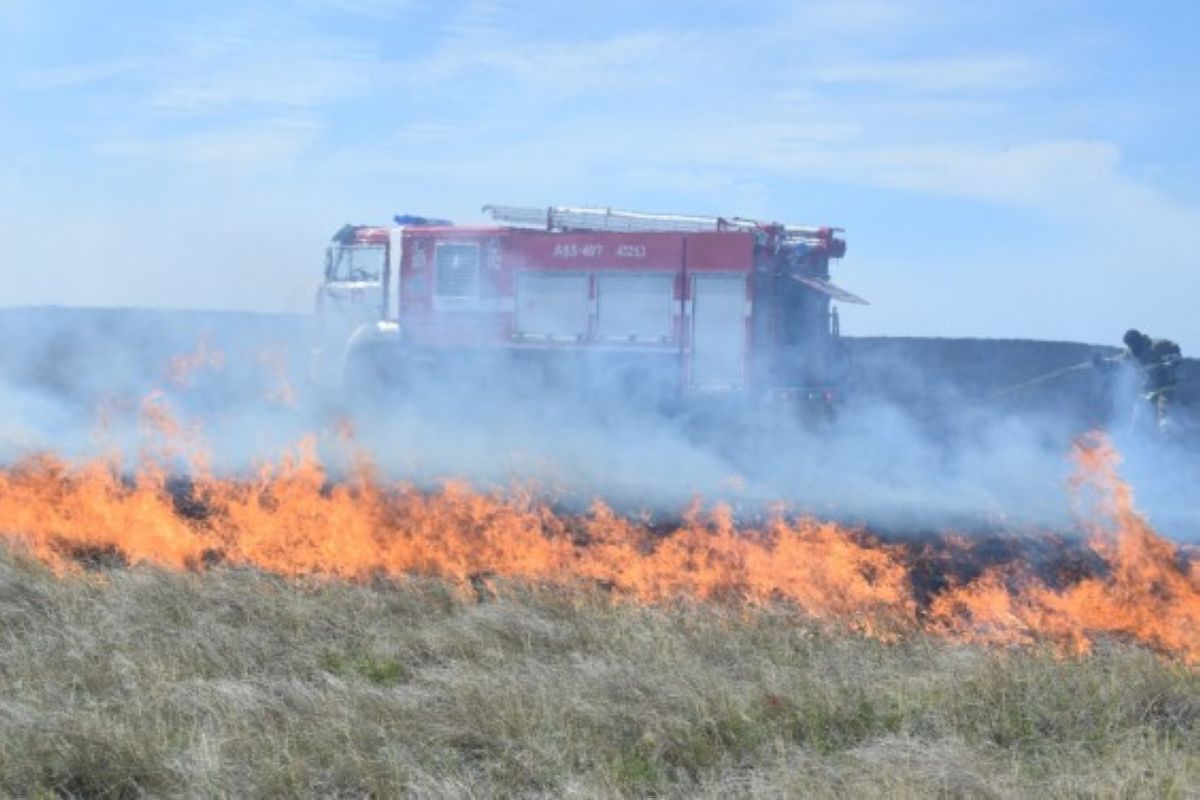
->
255, 346, 296, 407
166, 334, 225, 387
0, 427, 1195, 662
928, 433, 1199, 660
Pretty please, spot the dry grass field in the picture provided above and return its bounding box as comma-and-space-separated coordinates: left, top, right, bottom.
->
0, 547, 1195, 799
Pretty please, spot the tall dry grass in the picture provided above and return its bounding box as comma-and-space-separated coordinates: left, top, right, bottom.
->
0, 547, 1195, 798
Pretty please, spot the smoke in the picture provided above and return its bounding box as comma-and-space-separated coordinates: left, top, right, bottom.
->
0, 306, 1193, 542
0, 308, 312, 466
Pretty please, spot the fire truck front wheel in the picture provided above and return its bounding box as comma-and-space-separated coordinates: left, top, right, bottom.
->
342, 342, 406, 407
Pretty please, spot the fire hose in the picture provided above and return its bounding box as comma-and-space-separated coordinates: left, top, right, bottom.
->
983, 361, 1095, 402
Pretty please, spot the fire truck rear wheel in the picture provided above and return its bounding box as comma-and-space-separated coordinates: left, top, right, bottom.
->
605, 362, 680, 418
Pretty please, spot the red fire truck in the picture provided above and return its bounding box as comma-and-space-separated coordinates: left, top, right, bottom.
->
316, 205, 864, 417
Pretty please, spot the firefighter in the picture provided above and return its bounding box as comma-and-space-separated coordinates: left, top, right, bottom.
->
1094, 329, 1183, 435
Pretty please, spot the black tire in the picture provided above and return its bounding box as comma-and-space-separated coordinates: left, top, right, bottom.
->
342, 342, 405, 410
604, 361, 681, 419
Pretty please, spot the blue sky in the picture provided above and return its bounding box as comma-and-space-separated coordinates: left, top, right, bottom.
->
2, 0, 1198, 347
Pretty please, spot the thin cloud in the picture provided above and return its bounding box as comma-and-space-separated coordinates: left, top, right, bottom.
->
404, 29, 713, 96
96, 118, 325, 170
781, 0, 932, 35
16, 57, 149, 91
292, 0, 412, 17
147, 27, 382, 114
810, 55, 1043, 93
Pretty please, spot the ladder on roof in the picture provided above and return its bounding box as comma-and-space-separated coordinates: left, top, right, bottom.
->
482, 204, 831, 240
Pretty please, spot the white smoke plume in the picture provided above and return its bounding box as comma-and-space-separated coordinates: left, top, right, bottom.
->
0, 307, 1194, 542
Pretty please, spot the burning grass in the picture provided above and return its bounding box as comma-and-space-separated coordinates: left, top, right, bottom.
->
0, 550, 1195, 798
0, 432, 1196, 663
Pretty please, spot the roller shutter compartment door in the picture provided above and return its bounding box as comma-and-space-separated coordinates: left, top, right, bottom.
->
514, 272, 589, 340
690, 275, 747, 388
595, 274, 676, 343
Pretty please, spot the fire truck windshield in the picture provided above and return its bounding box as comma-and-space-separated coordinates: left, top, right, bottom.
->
326, 245, 384, 283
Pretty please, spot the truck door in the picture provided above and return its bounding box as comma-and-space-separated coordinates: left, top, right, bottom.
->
317, 243, 386, 337
690, 275, 747, 388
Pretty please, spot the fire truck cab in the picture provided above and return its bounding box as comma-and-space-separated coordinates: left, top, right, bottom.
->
314, 215, 449, 383
315, 223, 387, 343
319, 205, 863, 418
